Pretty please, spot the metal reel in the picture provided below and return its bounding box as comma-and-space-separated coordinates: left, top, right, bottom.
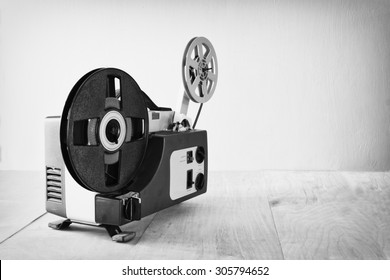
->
60, 68, 149, 194
182, 37, 218, 103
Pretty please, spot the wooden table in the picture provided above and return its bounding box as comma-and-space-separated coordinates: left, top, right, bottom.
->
0, 170, 389, 259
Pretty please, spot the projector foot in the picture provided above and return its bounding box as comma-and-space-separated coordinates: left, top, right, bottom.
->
48, 219, 72, 230
103, 225, 136, 243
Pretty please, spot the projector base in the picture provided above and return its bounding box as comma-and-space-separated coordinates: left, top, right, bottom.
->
48, 219, 136, 243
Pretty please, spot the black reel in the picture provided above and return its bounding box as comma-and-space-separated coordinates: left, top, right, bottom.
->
60, 68, 149, 194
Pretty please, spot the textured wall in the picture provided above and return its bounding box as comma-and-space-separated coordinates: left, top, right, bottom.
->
0, 0, 390, 171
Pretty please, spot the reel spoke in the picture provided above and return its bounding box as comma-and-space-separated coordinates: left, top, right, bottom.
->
201, 82, 208, 97
188, 58, 198, 69
207, 72, 216, 82
196, 43, 204, 59
205, 51, 213, 64
190, 76, 201, 92
104, 151, 119, 165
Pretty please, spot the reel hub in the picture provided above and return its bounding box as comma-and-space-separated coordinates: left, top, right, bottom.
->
198, 59, 209, 81
99, 110, 127, 152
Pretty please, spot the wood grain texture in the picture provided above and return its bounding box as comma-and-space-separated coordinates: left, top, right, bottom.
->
0, 212, 156, 259
0, 171, 389, 259
267, 171, 390, 259
0, 171, 282, 259
126, 172, 283, 259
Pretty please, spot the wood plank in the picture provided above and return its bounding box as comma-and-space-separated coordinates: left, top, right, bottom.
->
341, 172, 390, 259
126, 171, 283, 259
2, 170, 389, 260
0, 171, 46, 242
0, 170, 157, 259
0, 171, 283, 259
0, 212, 156, 259
268, 171, 390, 259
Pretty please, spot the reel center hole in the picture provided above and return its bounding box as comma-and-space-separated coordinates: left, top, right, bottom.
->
106, 119, 121, 144
198, 60, 209, 81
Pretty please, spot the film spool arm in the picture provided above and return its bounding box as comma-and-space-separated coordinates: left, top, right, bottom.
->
179, 91, 190, 115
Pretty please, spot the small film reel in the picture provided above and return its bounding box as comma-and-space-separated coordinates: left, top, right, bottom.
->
182, 37, 218, 103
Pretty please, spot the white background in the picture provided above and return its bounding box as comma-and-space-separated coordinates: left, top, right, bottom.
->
1, 0, 390, 171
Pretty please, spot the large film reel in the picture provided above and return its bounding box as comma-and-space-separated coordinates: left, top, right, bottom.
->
60, 68, 149, 194
182, 37, 218, 103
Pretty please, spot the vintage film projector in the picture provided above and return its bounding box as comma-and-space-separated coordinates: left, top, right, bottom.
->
44, 37, 218, 242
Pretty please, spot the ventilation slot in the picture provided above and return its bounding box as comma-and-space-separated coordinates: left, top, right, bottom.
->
46, 167, 62, 203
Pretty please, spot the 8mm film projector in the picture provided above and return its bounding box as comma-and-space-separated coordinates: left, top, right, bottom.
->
44, 37, 218, 242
